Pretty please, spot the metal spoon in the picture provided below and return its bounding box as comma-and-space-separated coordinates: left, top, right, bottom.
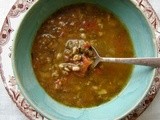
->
91, 46, 160, 68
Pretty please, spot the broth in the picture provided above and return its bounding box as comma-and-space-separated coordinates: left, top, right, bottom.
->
31, 3, 134, 108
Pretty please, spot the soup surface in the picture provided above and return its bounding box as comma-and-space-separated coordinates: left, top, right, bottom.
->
31, 3, 134, 108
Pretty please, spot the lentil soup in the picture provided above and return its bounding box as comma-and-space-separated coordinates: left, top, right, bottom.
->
31, 3, 134, 108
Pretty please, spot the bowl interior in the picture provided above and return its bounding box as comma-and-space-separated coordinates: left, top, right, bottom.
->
12, 0, 156, 120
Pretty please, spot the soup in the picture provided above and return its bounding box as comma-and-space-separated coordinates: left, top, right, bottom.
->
31, 3, 134, 108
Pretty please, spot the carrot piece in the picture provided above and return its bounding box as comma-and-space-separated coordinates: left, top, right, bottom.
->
73, 56, 92, 77
78, 56, 93, 76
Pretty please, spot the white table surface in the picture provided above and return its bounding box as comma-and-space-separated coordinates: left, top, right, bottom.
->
0, 0, 160, 120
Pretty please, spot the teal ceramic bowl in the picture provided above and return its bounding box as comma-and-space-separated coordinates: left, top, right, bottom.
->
12, 0, 156, 120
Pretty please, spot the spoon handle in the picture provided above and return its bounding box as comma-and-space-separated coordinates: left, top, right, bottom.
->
101, 57, 160, 67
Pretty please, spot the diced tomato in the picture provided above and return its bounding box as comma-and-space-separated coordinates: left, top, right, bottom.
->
83, 41, 91, 49
94, 67, 103, 75
82, 20, 99, 32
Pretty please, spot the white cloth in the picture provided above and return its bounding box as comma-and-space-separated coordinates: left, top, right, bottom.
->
0, 0, 160, 120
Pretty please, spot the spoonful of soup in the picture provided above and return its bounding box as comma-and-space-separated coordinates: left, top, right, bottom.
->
59, 39, 160, 76
59, 39, 94, 76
